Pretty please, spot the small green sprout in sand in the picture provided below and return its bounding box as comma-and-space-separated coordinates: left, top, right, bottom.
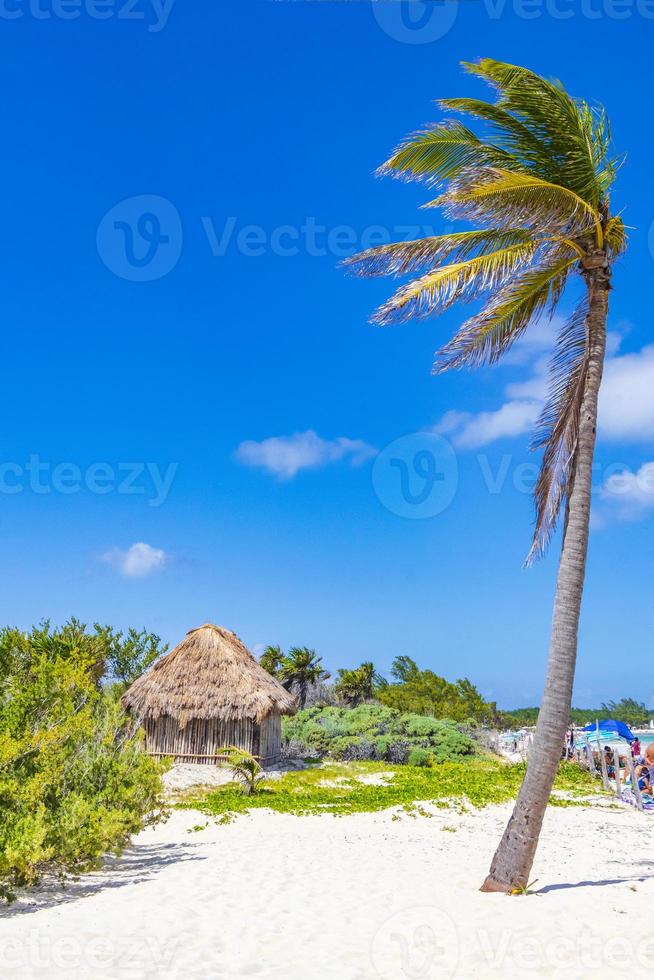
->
509, 879, 539, 896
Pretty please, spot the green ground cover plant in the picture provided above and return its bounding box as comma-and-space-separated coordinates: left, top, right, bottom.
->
183, 761, 599, 819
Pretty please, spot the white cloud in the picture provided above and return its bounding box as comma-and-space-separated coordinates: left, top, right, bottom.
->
435, 401, 541, 450
606, 331, 623, 356
102, 542, 169, 578
234, 430, 376, 480
599, 344, 654, 441
432, 410, 472, 436
504, 356, 549, 401
600, 461, 654, 520
436, 332, 654, 451
501, 316, 559, 365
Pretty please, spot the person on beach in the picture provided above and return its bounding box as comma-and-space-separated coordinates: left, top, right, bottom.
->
636, 765, 651, 793
632, 737, 641, 757
604, 746, 615, 777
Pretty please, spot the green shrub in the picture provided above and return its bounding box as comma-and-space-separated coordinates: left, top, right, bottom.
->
282, 704, 477, 765
404, 716, 445, 738
0, 622, 167, 902
329, 736, 378, 761
407, 748, 433, 767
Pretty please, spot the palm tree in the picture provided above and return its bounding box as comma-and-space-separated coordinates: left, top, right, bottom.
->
259, 644, 284, 676
335, 662, 384, 706
278, 647, 330, 709
344, 58, 626, 893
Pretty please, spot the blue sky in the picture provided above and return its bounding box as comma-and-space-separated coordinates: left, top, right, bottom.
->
1, 1, 653, 707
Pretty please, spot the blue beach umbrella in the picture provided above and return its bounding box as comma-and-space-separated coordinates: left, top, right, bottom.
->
581, 719, 635, 743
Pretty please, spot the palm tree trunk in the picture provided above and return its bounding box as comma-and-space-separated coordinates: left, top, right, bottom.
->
480, 261, 610, 894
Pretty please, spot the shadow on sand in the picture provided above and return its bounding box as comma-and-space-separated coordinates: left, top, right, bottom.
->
537, 871, 654, 894
0, 840, 206, 917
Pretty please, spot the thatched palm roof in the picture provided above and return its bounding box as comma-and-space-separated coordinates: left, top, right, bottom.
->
121, 624, 297, 724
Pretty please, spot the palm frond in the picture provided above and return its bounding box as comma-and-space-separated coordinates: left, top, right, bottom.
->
604, 215, 628, 257
376, 120, 513, 185
342, 229, 536, 279
346, 58, 625, 559
527, 301, 591, 562
370, 242, 540, 326
430, 169, 601, 241
438, 97, 554, 175
462, 59, 608, 205
433, 253, 578, 372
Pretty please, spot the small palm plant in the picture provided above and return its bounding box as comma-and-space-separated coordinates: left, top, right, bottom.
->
218, 746, 264, 796
345, 58, 626, 893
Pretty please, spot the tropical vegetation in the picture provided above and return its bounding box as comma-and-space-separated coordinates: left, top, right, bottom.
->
218, 746, 264, 795
378, 656, 500, 724
281, 704, 477, 765
0, 620, 167, 902
334, 662, 384, 706
183, 759, 600, 820
261, 647, 501, 724
345, 58, 626, 892
261, 645, 330, 709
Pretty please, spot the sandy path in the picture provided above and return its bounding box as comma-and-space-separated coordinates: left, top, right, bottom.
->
1, 801, 653, 979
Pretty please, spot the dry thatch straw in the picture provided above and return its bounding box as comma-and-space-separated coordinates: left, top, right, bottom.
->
121, 623, 297, 726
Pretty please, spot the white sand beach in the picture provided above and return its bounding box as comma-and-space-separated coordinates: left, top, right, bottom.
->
2, 798, 654, 980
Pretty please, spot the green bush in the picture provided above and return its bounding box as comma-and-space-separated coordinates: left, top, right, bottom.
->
404, 716, 444, 738
407, 748, 433, 767
0, 622, 167, 902
282, 704, 477, 765
330, 736, 377, 761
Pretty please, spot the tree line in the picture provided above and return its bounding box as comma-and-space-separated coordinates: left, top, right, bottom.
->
259, 645, 502, 725
505, 699, 654, 730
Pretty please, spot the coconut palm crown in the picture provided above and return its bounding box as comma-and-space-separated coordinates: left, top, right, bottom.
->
344, 58, 626, 560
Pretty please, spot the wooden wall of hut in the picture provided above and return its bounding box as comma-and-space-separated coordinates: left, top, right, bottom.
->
259, 713, 282, 765
143, 712, 283, 766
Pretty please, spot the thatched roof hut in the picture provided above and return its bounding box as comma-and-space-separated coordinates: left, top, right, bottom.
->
121, 623, 297, 765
